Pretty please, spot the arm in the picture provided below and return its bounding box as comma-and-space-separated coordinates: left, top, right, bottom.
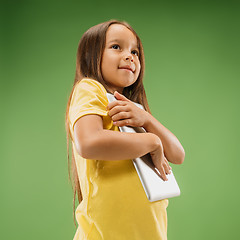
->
73, 114, 160, 161
143, 112, 185, 165
106, 91, 185, 165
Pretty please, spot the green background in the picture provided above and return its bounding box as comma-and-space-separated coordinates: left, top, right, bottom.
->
1, 0, 239, 239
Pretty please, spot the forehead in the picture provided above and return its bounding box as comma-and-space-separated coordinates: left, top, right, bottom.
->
105, 24, 138, 47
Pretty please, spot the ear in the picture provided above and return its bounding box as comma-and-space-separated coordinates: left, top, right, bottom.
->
114, 91, 130, 101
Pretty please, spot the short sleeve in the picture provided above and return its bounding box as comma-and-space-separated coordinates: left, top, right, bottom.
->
68, 78, 109, 137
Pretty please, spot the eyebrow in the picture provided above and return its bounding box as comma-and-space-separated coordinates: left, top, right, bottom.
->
107, 39, 138, 49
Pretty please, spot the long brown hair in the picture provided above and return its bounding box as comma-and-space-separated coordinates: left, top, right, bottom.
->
65, 19, 152, 227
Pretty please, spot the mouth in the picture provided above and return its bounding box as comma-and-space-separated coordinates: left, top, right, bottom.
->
118, 66, 134, 73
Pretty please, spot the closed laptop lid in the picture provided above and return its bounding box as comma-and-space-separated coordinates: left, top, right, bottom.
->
106, 92, 180, 202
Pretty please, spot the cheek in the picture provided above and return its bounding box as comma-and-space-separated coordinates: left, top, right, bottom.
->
101, 56, 110, 75
100, 62, 105, 76
102, 53, 117, 68
136, 61, 141, 76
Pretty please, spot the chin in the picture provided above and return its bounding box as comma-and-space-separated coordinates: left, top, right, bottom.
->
127, 80, 137, 88
121, 77, 137, 87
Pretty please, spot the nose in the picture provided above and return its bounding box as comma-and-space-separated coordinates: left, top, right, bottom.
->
126, 57, 133, 62
124, 52, 134, 62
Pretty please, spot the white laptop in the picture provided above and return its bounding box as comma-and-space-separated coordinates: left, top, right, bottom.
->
106, 92, 181, 202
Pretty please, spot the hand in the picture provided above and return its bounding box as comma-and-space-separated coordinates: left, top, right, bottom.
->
107, 91, 149, 128
150, 141, 172, 181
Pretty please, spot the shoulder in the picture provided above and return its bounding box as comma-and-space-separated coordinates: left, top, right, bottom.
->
74, 78, 107, 96
70, 78, 109, 110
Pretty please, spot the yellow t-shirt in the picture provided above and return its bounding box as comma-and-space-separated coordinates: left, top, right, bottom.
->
68, 78, 169, 240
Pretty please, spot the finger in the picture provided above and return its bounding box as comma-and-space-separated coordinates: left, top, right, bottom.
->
164, 157, 172, 171
164, 158, 171, 174
108, 105, 129, 118
107, 100, 127, 111
114, 91, 130, 102
164, 162, 171, 175
113, 119, 130, 127
111, 111, 130, 122
157, 165, 168, 181
107, 100, 118, 111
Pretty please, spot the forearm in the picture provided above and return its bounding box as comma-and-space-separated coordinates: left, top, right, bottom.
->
143, 112, 185, 164
81, 130, 160, 161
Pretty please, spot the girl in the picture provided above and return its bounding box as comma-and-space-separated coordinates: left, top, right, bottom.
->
65, 19, 185, 240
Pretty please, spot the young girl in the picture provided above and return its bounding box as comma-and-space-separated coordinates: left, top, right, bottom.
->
65, 19, 185, 240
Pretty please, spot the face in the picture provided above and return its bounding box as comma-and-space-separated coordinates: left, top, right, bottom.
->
101, 24, 141, 94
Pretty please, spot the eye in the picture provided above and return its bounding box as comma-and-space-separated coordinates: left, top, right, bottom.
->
131, 50, 139, 56
111, 44, 120, 50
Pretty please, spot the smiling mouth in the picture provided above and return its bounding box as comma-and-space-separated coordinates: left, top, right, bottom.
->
118, 67, 134, 73
121, 68, 133, 73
